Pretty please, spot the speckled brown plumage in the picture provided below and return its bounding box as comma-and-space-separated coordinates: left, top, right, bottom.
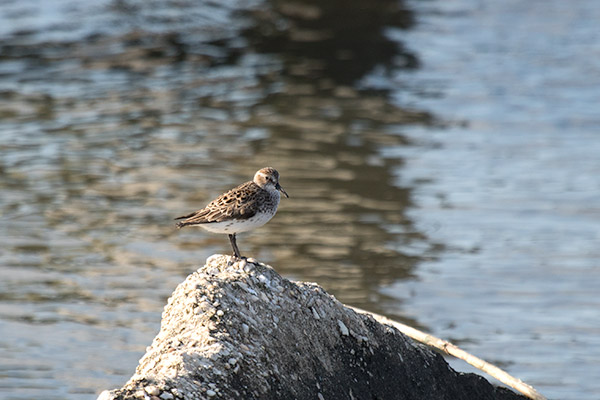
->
175, 181, 271, 227
175, 167, 288, 258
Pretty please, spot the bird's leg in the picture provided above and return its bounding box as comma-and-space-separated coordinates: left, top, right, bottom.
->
228, 233, 243, 259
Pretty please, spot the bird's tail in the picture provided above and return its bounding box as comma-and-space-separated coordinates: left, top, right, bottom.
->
174, 212, 197, 229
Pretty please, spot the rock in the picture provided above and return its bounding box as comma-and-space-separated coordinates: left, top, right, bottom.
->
144, 385, 160, 396
98, 255, 525, 400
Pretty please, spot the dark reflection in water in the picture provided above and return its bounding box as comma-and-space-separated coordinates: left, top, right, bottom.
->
242, 0, 418, 85
187, 0, 436, 306
0, 0, 438, 398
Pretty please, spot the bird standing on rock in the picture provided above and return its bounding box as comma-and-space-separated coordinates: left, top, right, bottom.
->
175, 167, 288, 259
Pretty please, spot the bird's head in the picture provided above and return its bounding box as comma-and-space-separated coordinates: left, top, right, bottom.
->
254, 167, 289, 198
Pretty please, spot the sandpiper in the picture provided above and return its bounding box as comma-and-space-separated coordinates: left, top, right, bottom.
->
175, 167, 289, 258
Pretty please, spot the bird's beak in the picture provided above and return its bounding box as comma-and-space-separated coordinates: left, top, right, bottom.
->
276, 183, 289, 198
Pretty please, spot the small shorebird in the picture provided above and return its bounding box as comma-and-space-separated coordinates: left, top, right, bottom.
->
175, 167, 288, 258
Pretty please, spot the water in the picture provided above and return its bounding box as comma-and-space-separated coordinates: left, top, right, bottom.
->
379, 1, 600, 398
0, 0, 598, 399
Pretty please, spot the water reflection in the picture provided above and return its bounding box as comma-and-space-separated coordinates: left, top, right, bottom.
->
183, 0, 436, 308
0, 0, 436, 397
242, 0, 418, 85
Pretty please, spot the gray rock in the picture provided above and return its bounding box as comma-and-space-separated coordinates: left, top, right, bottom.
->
98, 255, 525, 400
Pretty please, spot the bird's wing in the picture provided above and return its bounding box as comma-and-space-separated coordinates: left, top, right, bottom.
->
175, 181, 259, 227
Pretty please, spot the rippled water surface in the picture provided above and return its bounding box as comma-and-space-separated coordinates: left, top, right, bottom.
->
0, 0, 598, 399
